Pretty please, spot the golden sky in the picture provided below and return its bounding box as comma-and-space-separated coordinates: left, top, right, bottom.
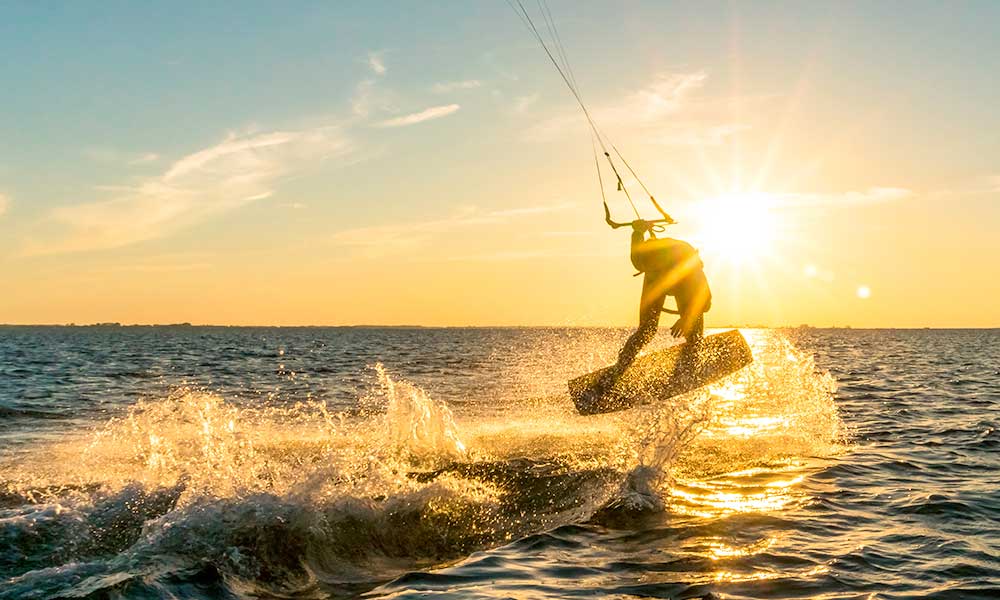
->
1, 2, 998, 327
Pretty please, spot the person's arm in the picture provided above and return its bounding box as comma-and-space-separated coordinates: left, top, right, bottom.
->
629, 221, 648, 272
670, 302, 698, 338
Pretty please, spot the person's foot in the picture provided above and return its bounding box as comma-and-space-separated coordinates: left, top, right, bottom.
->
598, 362, 627, 391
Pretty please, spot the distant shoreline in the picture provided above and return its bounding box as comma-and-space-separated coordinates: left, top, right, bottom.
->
0, 324, 996, 330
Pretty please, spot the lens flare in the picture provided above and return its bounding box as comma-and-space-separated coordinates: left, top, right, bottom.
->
689, 192, 781, 266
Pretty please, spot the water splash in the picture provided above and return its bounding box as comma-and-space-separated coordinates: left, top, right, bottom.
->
664, 331, 845, 520
681, 331, 844, 476
609, 390, 716, 514
1, 363, 621, 597
602, 329, 845, 517
0, 330, 846, 598
372, 362, 467, 462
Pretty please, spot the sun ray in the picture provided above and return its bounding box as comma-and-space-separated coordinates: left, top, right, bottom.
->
689, 192, 781, 265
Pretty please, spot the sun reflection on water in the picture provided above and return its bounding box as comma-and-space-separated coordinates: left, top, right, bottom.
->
712, 564, 829, 583
666, 329, 843, 519
669, 470, 808, 519
667, 371, 820, 520
705, 536, 778, 560
651, 329, 846, 586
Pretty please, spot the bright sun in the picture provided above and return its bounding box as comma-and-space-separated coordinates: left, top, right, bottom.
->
688, 192, 780, 265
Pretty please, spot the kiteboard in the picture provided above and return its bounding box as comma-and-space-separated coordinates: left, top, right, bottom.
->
568, 329, 753, 415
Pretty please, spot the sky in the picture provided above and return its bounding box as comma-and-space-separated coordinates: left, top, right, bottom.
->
1, 0, 998, 327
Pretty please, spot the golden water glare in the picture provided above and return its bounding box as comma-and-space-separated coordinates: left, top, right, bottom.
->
656, 330, 845, 583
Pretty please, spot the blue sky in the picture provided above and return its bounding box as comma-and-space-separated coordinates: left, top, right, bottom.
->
1, 1, 998, 325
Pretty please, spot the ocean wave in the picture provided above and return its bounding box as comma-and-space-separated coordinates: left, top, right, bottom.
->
0, 331, 845, 598
0, 406, 66, 421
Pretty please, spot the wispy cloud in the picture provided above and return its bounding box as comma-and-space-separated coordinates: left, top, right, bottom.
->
30, 127, 352, 254
511, 93, 539, 115
432, 80, 482, 93
367, 51, 386, 75
927, 174, 1000, 197
543, 230, 594, 237
526, 71, 746, 146
376, 104, 461, 128
84, 147, 161, 166
487, 204, 573, 218
85, 251, 215, 275
528, 72, 706, 138
351, 79, 379, 117
352, 50, 392, 117
443, 250, 548, 262
331, 202, 574, 255
970, 174, 1000, 194
622, 72, 707, 116
778, 187, 913, 208
130, 152, 160, 165
650, 122, 751, 146
106, 262, 212, 274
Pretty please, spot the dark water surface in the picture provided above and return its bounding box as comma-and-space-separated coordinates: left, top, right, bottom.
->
0, 327, 997, 599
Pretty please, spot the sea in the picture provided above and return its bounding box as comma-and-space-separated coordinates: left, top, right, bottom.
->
0, 326, 997, 599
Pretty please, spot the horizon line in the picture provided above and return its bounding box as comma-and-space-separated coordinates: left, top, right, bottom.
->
0, 323, 997, 330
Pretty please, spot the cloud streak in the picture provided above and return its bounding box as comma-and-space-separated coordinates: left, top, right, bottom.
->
376, 104, 460, 128
778, 187, 913, 208
432, 80, 482, 93
511, 94, 539, 115
351, 78, 382, 117
130, 152, 160, 165
528, 72, 708, 138
367, 51, 386, 75
650, 122, 751, 146
331, 202, 574, 255
30, 127, 352, 254
525, 71, 750, 146
23, 61, 464, 255
84, 147, 161, 166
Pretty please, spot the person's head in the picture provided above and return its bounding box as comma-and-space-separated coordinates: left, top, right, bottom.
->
631, 219, 652, 233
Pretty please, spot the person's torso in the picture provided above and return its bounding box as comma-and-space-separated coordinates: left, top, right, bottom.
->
633, 238, 705, 294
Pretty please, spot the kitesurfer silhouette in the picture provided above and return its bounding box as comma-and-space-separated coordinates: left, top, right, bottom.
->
612, 218, 712, 376
506, 1, 748, 413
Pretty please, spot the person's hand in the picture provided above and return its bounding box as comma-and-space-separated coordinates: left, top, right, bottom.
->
631, 219, 649, 232
670, 317, 687, 338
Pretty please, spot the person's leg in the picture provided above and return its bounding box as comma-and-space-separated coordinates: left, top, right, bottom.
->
689, 313, 704, 340
675, 275, 710, 342
671, 292, 705, 384
616, 274, 666, 370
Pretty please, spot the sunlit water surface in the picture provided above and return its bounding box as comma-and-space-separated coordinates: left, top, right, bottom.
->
0, 327, 997, 599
